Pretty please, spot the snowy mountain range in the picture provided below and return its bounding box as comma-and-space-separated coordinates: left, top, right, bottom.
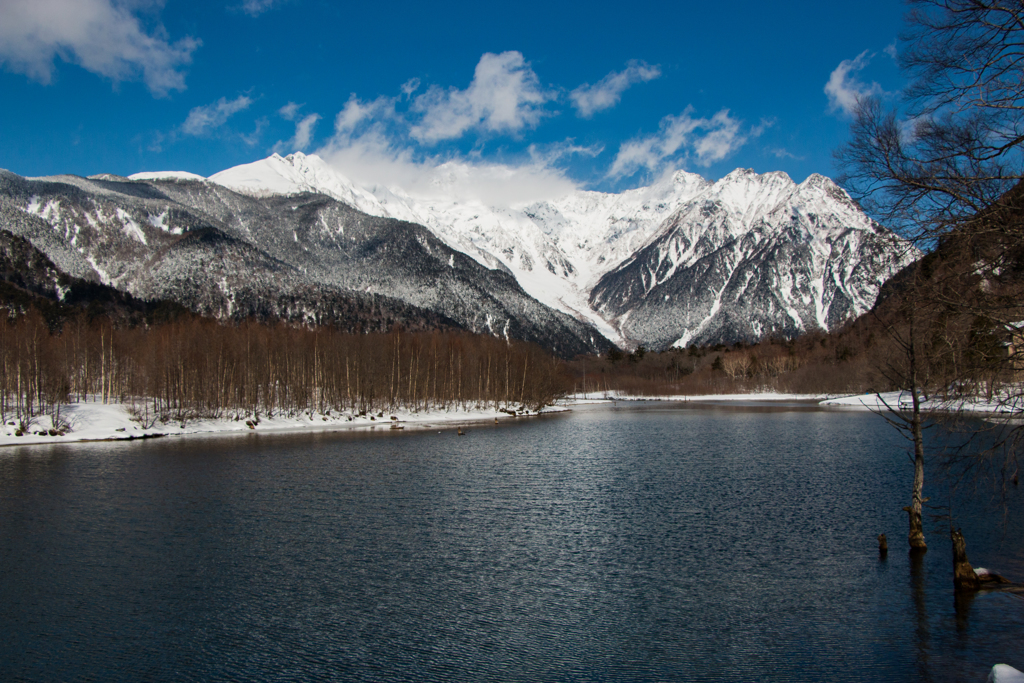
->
0, 168, 607, 357
201, 153, 912, 347
0, 152, 913, 355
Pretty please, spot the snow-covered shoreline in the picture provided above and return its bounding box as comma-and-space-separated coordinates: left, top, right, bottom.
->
564, 391, 829, 403
1, 392, 827, 449
4, 390, 1020, 448
567, 389, 1023, 415
0, 402, 566, 448
821, 390, 1024, 415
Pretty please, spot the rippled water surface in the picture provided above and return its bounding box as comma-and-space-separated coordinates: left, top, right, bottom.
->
1, 403, 1022, 681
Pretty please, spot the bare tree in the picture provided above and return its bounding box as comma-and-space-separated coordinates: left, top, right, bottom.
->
873, 279, 934, 552
722, 354, 751, 381
837, 1, 1024, 554
837, 0, 1024, 241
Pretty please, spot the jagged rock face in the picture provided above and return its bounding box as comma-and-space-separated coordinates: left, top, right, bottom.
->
0, 170, 611, 358
588, 170, 912, 347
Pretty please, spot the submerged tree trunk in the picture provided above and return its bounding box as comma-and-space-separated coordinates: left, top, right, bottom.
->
903, 320, 928, 552
951, 528, 979, 592
905, 401, 928, 551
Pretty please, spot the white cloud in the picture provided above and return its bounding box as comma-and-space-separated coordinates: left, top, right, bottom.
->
278, 101, 301, 121
181, 95, 252, 136
321, 142, 580, 207
400, 78, 420, 99
317, 126, 425, 189
317, 116, 581, 206
313, 96, 421, 188
312, 52, 754, 204
272, 102, 321, 152
528, 140, 604, 166
240, 0, 279, 16
410, 51, 553, 144
0, 0, 199, 96
768, 147, 802, 161
569, 61, 661, 118
608, 107, 749, 178
425, 157, 580, 206
240, 117, 268, 147
884, 40, 898, 60
290, 113, 320, 150
692, 110, 744, 164
825, 50, 884, 117
334, 94, 397, 134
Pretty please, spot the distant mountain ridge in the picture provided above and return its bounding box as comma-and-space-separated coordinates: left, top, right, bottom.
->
0, 154, 912, 355
197, 153, 915, 347
0, 168, 608, 357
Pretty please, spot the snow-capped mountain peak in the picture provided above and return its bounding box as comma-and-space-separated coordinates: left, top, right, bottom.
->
207, 152, 394, 218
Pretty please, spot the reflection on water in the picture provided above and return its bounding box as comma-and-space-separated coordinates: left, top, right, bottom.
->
910, 550, 931, 683
0, 403, 1022, 682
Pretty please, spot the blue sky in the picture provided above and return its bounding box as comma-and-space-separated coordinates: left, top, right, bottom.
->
0, 0, 908, 199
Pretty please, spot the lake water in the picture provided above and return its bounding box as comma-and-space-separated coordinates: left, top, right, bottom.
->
1, 402, 1022, 682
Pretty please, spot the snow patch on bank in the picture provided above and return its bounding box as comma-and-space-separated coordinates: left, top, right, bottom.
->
0, 401, 565, 447
822, 391, 1024, 414
989, 664, 1024, 683
564, 391, 828, 403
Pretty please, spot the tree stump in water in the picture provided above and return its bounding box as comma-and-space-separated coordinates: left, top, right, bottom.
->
904, 505, 927, 552
952, 528, 980, 592
877, 533, 888, 557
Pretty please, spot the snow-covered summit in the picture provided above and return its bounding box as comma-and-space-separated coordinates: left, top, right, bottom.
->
129, 171, 207, 182
587, 167, 912, 348
208, 152, 396, 218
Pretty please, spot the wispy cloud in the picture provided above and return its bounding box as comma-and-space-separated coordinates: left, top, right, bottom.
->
146, 130, 165, 153
400, 78, 420, 99
291, 114, 320, 150
181, 95, 252, 136
528, 140, 604, 166
241, 117, 268, 146
239, 0, 281, 17
884, 40, 898, 60
317, 132, 582, 206
410, 51, 554, 144
278, 101, 301, 121
272, 102, 320, 152
317, 103, 583, 206
692, 110, 745, 163
313, 52, 761, 204
608, 108, 751, 179
334, 94, 397, 134
825, 50, 885, 117
767, 147, 802, 161
570, 61, 661, 118
0, 0, 199, 96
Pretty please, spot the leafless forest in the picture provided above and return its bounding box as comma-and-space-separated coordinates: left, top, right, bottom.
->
567, 328, 885, 398
0, 311, 571, 431
568, 294, 1020, 403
